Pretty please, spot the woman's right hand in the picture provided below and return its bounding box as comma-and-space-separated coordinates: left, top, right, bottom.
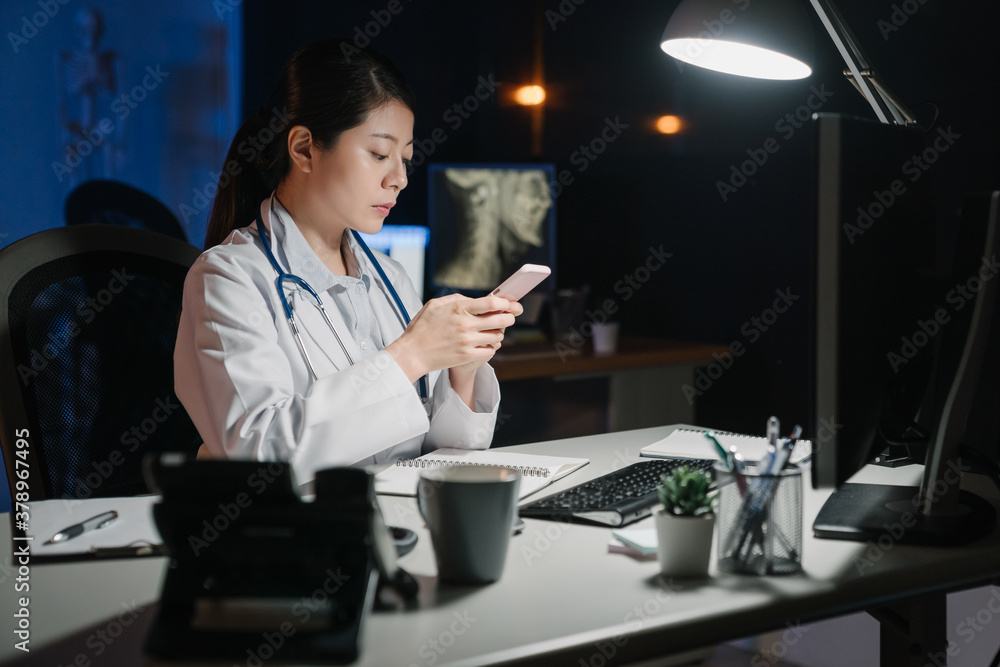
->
385, 293, 517, 382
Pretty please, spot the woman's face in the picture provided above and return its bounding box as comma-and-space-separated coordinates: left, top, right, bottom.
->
305, 100, 414, 236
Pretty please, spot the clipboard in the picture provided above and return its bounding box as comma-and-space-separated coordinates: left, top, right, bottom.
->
19, 496, 163, 563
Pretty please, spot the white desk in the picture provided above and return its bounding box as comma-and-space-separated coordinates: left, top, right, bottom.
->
2, 425, 999, 666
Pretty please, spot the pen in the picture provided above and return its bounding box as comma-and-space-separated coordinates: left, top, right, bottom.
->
767, 416, 780, 449
766, 424, 803, 475
729, 446, 746, 474
730, 446, 748, 496
761, 416, 780, 472
704, 431, 733, 470
44, 511, 118, 545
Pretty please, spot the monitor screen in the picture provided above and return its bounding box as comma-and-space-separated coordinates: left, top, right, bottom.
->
427, 163, 556, 297
808, 114, 998, 545
808, 112, 937, 490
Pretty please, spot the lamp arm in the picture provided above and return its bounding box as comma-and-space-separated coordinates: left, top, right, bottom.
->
808, 0, 915, 126
860, 70, 918, 125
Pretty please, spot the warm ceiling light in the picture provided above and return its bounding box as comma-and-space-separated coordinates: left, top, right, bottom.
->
655, 115, 683, 134
514, 85, 546, 106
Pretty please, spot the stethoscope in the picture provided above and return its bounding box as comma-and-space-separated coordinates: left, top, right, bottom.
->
255, 195, 428, 403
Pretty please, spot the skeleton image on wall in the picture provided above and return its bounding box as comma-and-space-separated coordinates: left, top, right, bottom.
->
434, 168, 552, 291
55, 8, 121, 186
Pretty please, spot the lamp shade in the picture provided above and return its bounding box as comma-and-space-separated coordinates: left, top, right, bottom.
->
661, 0, 814, 80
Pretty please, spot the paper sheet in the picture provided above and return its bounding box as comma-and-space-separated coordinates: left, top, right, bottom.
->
22, 495, 162, 558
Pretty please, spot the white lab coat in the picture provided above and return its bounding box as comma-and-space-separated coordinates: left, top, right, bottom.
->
174, 198, 499, 483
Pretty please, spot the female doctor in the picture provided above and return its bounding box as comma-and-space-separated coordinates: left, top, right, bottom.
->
174, 39, 521, 483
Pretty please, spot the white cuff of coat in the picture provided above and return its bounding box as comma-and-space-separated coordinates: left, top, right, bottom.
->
425, 363, 500, 451
290, 350, 430, 478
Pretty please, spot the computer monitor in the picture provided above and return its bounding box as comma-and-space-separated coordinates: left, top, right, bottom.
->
426, 163, 556, 298
807, 113, 998, 545
355, 225, 430, 297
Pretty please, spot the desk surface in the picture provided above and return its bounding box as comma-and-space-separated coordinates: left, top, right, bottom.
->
491, 337, 729, 381
2, 425, 999, 666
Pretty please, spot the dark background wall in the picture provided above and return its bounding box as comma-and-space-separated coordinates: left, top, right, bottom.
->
241, 0, 1000, 436
2, 1, 999, 510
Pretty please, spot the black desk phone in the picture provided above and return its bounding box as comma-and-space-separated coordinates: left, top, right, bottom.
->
142, 454, 416, 663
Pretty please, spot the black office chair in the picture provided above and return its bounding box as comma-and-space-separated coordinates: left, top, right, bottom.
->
64, 179, 189, 242
0, 225, 203, 501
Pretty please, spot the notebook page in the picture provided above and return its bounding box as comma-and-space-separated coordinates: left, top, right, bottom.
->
640, 429, 812, 464
374, 448, 588, 498
25, 495, 162, 558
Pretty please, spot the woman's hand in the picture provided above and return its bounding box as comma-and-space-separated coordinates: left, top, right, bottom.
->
385, 294, 522, 385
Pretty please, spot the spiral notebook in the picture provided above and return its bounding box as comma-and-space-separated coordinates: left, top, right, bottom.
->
374, 449, 589, 499
640, 428, 812, 464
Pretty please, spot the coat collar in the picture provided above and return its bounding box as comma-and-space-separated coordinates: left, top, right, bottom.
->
257, 196, 400, 295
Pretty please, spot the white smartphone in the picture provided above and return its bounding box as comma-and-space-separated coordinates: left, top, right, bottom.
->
491, 264, 551, 301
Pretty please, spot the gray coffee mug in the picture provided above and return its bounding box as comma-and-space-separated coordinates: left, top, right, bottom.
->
417, 466, 520, 584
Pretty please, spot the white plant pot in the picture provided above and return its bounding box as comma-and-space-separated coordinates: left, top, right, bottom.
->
654, 508, 715, 578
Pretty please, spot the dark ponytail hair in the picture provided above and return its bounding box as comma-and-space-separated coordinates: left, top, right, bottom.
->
204, 39, 416, 249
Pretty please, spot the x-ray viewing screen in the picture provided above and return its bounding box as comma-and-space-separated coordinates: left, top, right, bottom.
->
428, 163, 556, 296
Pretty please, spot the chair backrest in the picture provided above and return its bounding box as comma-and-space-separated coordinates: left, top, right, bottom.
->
0, 225, 203, 501
64, 179, 189, 242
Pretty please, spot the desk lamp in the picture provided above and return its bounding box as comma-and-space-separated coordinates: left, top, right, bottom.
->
661, 1, 999, 544
660, 0, 917, 126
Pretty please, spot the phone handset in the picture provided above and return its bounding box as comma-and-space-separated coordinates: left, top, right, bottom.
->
491, 264, 551, 301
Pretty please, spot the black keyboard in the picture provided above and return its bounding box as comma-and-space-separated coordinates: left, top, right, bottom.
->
519, 458, 715, 527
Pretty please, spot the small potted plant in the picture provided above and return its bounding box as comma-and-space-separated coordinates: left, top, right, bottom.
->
654, 466, 717, 577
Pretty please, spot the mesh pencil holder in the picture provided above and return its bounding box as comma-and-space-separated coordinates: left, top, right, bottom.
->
715, 462, 803, 576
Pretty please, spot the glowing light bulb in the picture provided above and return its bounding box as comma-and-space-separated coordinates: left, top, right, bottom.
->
655, 115, 683, 134
514, 85, 546, 106
660, 39, 811, 80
